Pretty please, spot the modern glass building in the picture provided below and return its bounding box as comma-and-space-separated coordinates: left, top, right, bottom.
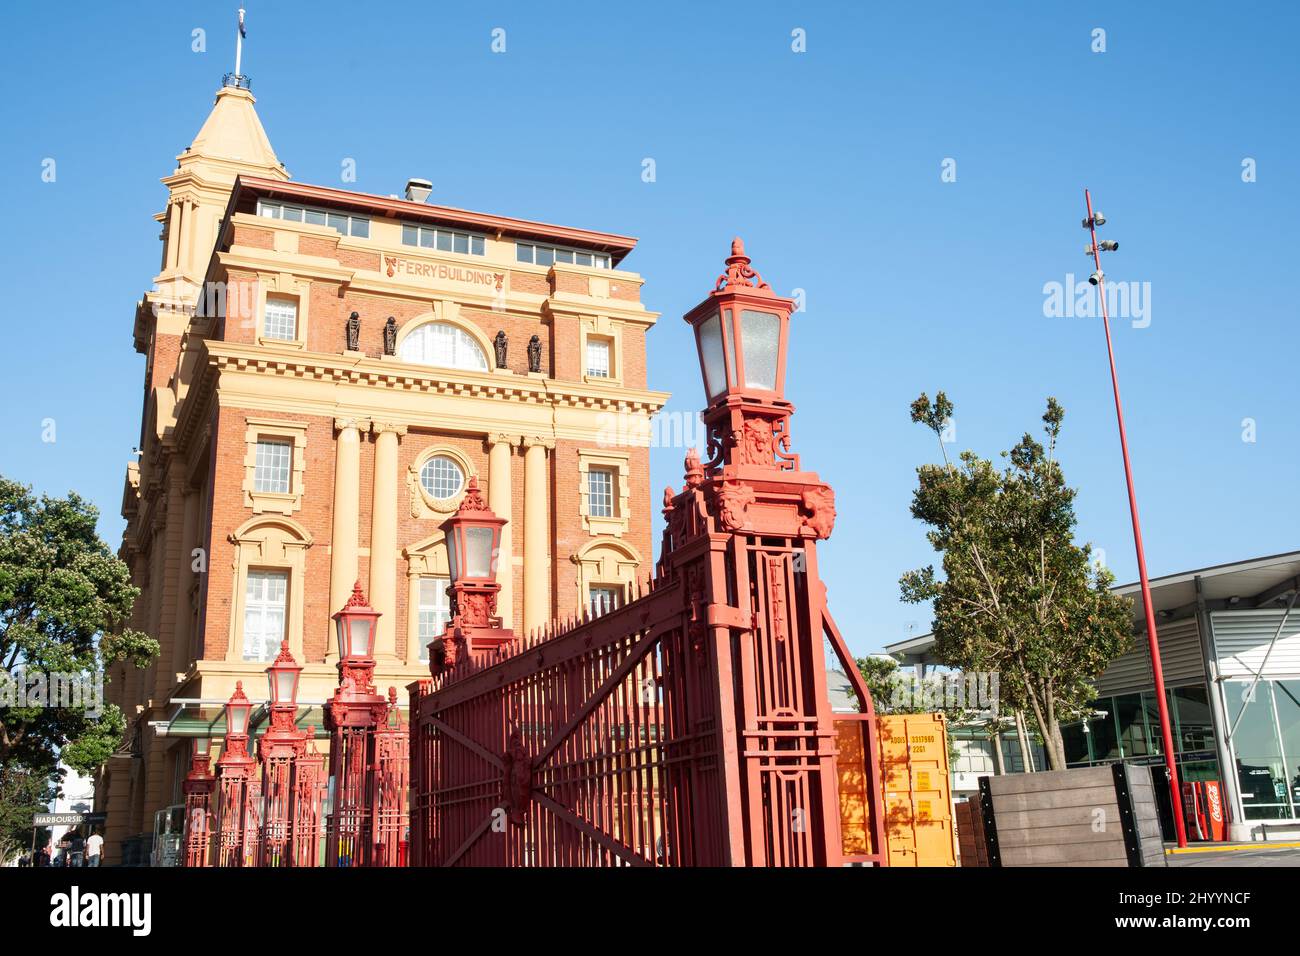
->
885, 551, 1300, 842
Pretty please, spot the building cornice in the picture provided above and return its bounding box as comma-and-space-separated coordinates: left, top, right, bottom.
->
204, 341, 669, 416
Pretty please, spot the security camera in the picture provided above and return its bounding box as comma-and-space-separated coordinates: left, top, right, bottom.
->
1099, 239, 1119, 252
1088, 271, 1103, 286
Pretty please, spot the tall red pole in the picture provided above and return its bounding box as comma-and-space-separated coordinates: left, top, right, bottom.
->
1083, 189, 1187, 848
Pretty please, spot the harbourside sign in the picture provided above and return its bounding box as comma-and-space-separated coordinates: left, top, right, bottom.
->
383, 255, 505, 292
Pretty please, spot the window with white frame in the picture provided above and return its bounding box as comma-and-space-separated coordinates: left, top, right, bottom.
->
588, 468, 615, 518
262, 296, 298, 341
401, 224, 485, 256
589, 585, 620, 618
253, 439, 292, 494
417, 577, 451, 662
257, 200, 370, 238
420, 455, 465, 501
243, 570, 288, 661
585, 338, 611, 378
515, 242, 610, 269
397, 321, 489, 371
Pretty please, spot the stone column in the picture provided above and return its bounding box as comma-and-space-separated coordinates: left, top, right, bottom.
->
522, 437, 554, 635
168, 488, 200, 683
369, 422, 405, 659
488, 435, 517, 628
329, 418, 368, 658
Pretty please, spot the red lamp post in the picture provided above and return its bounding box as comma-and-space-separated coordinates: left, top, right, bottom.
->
259, 640, 309, 867
214, 681, 258, 867
428, 475, 513, 674
325, 582, 391, 867
181, 737, 216, 867
684, 238, 801, 480
1082, 190, 1186, 847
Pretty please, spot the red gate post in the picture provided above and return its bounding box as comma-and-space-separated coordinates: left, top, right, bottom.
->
370, 687, 410, 867
675, 238, 848, 865
214, 682, 257, 867
181, 738, 216, 867
324, 582, 390, 867
258, 640, 308, 867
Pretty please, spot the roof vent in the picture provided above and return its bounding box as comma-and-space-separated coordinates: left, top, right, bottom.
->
404, 178, 432, 203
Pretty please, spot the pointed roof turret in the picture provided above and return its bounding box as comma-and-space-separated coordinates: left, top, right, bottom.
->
176, 81, 288, 184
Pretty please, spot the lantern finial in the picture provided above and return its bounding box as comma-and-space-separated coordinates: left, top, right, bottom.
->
457, 475, 491, 515
717, 236, 770, 292
344, 579, 369, 609
272, 640, 296, 667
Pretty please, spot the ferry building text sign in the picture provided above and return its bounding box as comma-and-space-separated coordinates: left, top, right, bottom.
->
383, 255, 505, 293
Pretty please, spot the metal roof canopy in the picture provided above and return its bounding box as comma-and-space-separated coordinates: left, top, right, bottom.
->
883, 550, 1300, 660
152, 699, 333, 740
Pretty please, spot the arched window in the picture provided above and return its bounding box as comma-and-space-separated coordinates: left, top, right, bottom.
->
398, 321, 488, 371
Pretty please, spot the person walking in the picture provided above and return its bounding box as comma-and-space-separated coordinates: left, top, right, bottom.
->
85, 830, 103, 868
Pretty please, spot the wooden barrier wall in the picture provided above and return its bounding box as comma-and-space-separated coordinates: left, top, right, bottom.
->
977, 763, 1166, 867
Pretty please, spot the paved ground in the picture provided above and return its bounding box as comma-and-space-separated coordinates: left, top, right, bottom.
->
1165, 843, 1300, 867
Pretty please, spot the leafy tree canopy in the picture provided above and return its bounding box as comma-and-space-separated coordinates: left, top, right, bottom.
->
899, 393, 1132, 770
0, 477, 156, 777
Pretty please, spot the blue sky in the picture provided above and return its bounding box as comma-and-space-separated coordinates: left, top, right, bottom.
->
1, 2, 1296, 657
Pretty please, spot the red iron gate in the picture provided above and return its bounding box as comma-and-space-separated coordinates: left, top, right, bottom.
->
410, 239, 886, 867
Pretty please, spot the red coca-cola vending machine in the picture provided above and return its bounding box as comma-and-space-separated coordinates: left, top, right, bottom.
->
1199, 780, 1229, 841
1182, 780, 1229, 842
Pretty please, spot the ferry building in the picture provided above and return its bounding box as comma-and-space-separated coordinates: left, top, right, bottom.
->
98, 72, 666, 864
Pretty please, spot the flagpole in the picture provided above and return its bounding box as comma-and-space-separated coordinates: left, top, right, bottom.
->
235, 7, 245, 78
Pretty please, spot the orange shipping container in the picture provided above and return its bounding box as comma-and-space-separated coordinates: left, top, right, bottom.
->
875, 713, 956, 867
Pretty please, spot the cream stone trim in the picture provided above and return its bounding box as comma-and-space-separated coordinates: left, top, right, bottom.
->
225, 515, 314, 664
205, 341, 669, 416
580, 314, 624, 386
406, 443, 478, 519
254, 272, 311, 350
403, 532, 451, 665
241, 417, 307, 515
570, 538, 642, 617
577, 448, 631, 538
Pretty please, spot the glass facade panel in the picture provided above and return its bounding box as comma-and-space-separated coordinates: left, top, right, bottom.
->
1114, 693, 1150, 758
1227, 680, 1290, 820
1174, 685, 1215, 752
1276, 680, 1300, 813
1088, 697, 1121, 761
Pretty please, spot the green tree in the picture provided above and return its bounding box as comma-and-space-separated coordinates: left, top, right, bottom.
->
0, 478, 157, 779
900, 393, 1131, 770
0, 764, 54, 864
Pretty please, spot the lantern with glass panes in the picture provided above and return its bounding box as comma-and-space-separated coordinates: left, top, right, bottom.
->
331, 581, 381, 693
219, 681, 254, 764
428, 475, 514, 674
185, 738, 215, 784
263, 640, 304, 741
684, 238, 799, 477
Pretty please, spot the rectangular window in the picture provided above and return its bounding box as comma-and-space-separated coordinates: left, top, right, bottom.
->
243, 570, 288, 662
590, 586, 620, 618
418, 577, 451, 662
588, 468, 615, 518
515, 241, 610, 269
254, 439, 291, 494
262, 296, 298, 341
400, 223, 486, 256
585, 338, 611, 378
255, 200, 370, 237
